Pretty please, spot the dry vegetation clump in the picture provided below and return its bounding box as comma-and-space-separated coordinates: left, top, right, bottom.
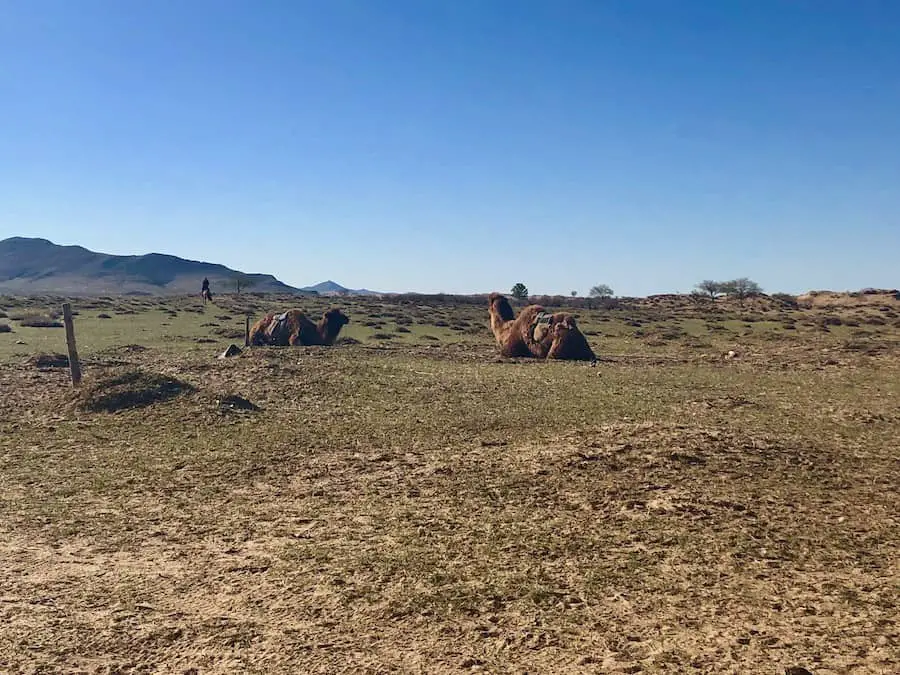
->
211, 326, 244, 339
26, 352, 69, 368
17, 315, 64, 328
77, 369, 195, 413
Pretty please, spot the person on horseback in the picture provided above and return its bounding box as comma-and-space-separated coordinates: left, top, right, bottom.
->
201, 277, 213, 302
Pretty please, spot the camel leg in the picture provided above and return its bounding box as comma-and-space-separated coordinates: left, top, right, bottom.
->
546, 335, 566, 360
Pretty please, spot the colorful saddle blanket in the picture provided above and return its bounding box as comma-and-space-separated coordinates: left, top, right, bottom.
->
531, 312, 554, 342
269, 312, 290, 342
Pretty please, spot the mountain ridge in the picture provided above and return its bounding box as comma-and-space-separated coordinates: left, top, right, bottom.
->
0, 237, 377, 296
300, 280, 380, 296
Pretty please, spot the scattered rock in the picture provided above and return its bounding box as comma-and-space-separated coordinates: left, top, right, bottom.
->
219, 344, 242, 358
725, 350, 739, 360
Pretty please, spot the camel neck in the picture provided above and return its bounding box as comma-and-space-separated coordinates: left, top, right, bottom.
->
317, 317, 339, 345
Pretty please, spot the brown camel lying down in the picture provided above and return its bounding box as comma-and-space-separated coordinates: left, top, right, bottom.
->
488, 292, 596, 361
249, 308, 350, 346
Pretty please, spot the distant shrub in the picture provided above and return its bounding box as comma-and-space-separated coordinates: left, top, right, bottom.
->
372, 333, 394, 340
0, 323, 11, 333
98, 313, 112, 319
771, 293, 798, 308
395, 326, 411, 333
0, 310, 7, 318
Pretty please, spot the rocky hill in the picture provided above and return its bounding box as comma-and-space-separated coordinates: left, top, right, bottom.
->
0, 237, 305, 296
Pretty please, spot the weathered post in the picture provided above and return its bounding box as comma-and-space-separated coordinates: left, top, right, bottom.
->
245, 315, 250, 347
62, 303, 82, 386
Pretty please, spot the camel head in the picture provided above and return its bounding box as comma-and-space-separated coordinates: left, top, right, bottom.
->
322, 308, 350, 329
488, 292, 516, 322
317, 308, 350, 345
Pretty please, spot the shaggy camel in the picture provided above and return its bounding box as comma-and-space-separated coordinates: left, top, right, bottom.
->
249, 308, 350, 347
488, 292, 596, 361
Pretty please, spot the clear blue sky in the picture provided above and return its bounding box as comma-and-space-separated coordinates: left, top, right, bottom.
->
1, 1, 898, 296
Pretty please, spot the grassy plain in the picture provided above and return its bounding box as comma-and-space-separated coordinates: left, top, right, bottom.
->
1, 292, 898, 673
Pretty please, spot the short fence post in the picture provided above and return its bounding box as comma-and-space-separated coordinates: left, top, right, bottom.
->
62, 303, 82, 386
245, 315, 250, 347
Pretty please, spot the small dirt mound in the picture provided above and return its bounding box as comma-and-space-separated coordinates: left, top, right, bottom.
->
27, 353, 69, 368
78, 370, 195, 413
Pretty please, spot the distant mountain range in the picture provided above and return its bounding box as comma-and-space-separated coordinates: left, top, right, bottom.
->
0, 237, 380, 296
299, 280, 379, 296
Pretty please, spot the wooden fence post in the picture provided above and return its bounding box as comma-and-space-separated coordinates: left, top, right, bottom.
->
245, 315, 250, 347
62, 303, 82, 386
